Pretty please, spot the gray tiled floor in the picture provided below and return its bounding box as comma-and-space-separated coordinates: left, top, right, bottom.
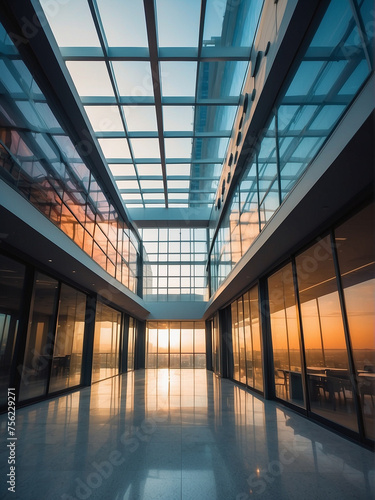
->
0, 369, 374, 499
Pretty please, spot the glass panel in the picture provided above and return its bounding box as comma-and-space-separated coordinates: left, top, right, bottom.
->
250, 285, 263, 392
268, 263, 305, 407
335, 204, 375, 441
112, 61, 154, 97
66, 61, 114, 96
231, 301, 239, 381
165, 138, 192, 158
97, 0, 148, 47
212, 313, 221, 375
197, 60, 248, 99
0, 255, 25, 407
98, 138, 131, 158
170, 323, 180, 353
181, 323, 193, 353
140, 179, 163, 190
110, 164, 136, 177
296, 236, 358, 432
181, 354, 193, 368
194, 326, 206, 353
40, 0, 100, 47
195, 105, 237, 134
195, 353, 206, 369
131, 138, 160, 159
163, 106, 195, 131
238, 297, 246, 384
19, 273, 59, 401
160, 62, 197, 96
49, 284, 86, 393
137, 164, 163, 176
203, 0, 263, 48
145, 321, 205, 368
258, 119, 278, 228
243, 292, 253, 387
148, 327, 158, 355
127, 317, 136, 371
84, 106, 124, 132
166, 164, 191, 176
92, 302, 121, 383
239, 161, 259, 253
123, 106, 158, 131
158, 325, 169, 354
156, 0, 201, 47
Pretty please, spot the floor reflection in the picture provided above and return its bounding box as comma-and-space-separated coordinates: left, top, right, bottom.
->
0, 369, 373, 500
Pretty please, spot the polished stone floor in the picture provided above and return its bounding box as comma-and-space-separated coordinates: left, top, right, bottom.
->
0, 369, 374, 500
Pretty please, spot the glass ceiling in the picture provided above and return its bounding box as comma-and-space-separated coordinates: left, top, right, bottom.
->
39, 0, 264, 211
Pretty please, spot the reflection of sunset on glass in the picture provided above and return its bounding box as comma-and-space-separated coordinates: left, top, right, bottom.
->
343, 281, 375, 349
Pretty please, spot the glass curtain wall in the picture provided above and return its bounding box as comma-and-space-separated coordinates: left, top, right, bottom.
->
268, 263, 305, 407
0, 254, 25, 407
48, 284, 86, 393
296, 235, 358, 432
92, 302, 122, 383
142, 228, 208, 301
266, 202, 374, 441
19, 273, 59, 401
211, 313, 221, 376
146, 321, 206, 369
230, 285, 263, 392
0, 20, 140, 293
209, 0, 373, 295
334, 204, 375, 440
127, 316, 136, 372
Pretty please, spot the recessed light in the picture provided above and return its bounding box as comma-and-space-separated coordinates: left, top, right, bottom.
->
72, 270, 76, 273
48, 259, 52, 263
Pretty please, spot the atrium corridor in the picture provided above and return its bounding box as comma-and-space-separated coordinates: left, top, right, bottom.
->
1, 369, 373, 500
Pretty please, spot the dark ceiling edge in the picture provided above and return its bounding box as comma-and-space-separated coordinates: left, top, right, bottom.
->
0, 0, 141, 241
203, 107, 374, 320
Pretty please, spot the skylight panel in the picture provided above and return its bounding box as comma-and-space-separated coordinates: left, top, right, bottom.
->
143, 193, 165, 200
96, 0, 148, 47
123, 106, 158, 132
109, 164, 136, 177
112, 61, 154, 97
168, 193, 189, 200
116, 180, 139, 190
140, 180, 164, 190
168, 180, 190, 189
192, 137, 228, 160
203, 0, 263, 48
66, 61, 114, 97
195, 105, 237, 133
40, 0, 100, 47
165, 138, 192, 158
197, 60, 248, 99
166, 164, 191, 177
160, 62, 197, 97
137, 164, 163, 176
130, 138, 160, 159
84, 106, 124, 132
156, 0, 201, 47
98, 138, 131, 158
122, 193, 142, 200
163, 106, 195, 132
